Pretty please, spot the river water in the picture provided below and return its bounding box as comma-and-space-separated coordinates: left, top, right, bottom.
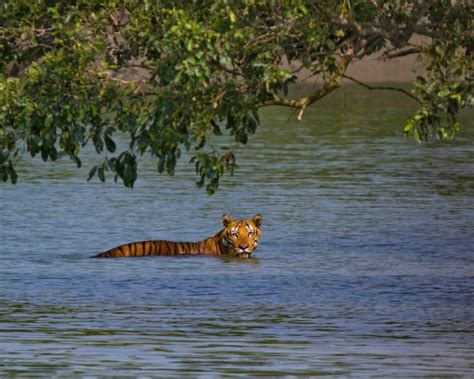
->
1, 86, 473, 377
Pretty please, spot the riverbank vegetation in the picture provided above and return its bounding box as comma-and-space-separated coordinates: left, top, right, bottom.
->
1, 1, 472, 192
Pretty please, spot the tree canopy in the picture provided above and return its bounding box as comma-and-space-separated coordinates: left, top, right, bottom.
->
1, 1, 472, 193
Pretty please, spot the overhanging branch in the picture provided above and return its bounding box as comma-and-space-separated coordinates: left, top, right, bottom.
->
343, 74, 420, 103
261, 56, 350, 120
381, 47, 421, 60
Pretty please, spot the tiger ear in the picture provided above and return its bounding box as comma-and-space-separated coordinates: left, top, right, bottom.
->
222, 214, 233, 227
251, 214, 263, 228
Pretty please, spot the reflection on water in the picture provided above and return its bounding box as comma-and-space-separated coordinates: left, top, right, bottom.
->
1, 85, 473, 376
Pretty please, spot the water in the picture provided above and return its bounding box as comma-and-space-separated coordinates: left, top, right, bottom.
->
1, 86, 473, 377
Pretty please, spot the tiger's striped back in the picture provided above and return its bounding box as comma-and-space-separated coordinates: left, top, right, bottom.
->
92, 239, 219, 258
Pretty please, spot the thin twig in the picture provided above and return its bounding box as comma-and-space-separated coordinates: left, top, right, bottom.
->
343, 74, 420, 103
380, 47, 421, 60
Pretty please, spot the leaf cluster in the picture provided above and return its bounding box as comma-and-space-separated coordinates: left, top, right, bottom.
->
1, 1, 472, 190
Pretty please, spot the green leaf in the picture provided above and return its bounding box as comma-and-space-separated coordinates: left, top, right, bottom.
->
437, 88, 450, 97
211, 120, 222, 135
87, 165, 98, 181
70, 154, 82, 168
157, 157, 165, 173
104, 135, 116, 153
98, 167, 105, 182
247, 116, 258, 134
8, 161, 17, 184
123, 163, 136, 188
41, 148, 48, 162
413, 129, 422, 143
237, 129, 248, 144
403, 121, 414, 134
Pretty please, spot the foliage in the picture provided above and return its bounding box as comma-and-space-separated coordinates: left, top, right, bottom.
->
1, 1, 472, 192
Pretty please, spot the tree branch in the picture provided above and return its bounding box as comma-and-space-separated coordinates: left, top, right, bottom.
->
380, 47, 421, 60
261, 56, 350, 120
343, 74, 420, 103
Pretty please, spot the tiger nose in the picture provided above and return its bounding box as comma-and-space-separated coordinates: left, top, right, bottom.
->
239, 244, 248, 250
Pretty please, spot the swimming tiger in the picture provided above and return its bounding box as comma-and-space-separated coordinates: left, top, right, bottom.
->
91, 214, 262, 258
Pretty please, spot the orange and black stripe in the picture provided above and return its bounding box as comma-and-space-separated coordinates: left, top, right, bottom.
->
91, 239, 219, 258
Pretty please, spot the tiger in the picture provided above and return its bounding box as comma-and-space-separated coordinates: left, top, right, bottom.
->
91, 214, 262, 258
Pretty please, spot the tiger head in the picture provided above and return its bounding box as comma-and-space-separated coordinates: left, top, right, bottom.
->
219, 214, 263, 258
